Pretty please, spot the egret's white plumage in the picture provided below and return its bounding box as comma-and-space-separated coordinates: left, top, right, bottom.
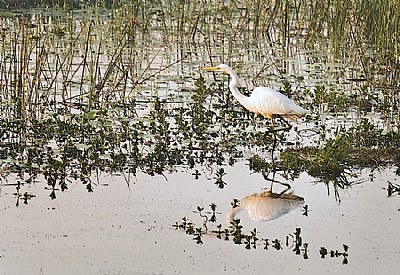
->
201, 64, 307, 121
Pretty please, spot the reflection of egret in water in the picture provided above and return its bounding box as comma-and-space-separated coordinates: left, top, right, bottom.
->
227, 190, 304, 224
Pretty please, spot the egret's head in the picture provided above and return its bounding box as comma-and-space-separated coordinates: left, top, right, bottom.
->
201, 64, 232, 74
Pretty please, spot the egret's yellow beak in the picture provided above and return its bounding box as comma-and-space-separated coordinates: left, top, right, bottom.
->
201, 66, 219, 71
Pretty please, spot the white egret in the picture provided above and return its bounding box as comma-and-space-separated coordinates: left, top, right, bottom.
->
201, 64, 307, 124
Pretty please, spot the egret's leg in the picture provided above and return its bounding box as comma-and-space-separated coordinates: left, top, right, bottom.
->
262, 121, 278, 165
271, 130, 277, 162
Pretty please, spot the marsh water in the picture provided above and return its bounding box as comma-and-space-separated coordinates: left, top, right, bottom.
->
1, 2, 400, 274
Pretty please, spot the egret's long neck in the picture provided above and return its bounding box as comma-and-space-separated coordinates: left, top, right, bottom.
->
227, 70, 252, 111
